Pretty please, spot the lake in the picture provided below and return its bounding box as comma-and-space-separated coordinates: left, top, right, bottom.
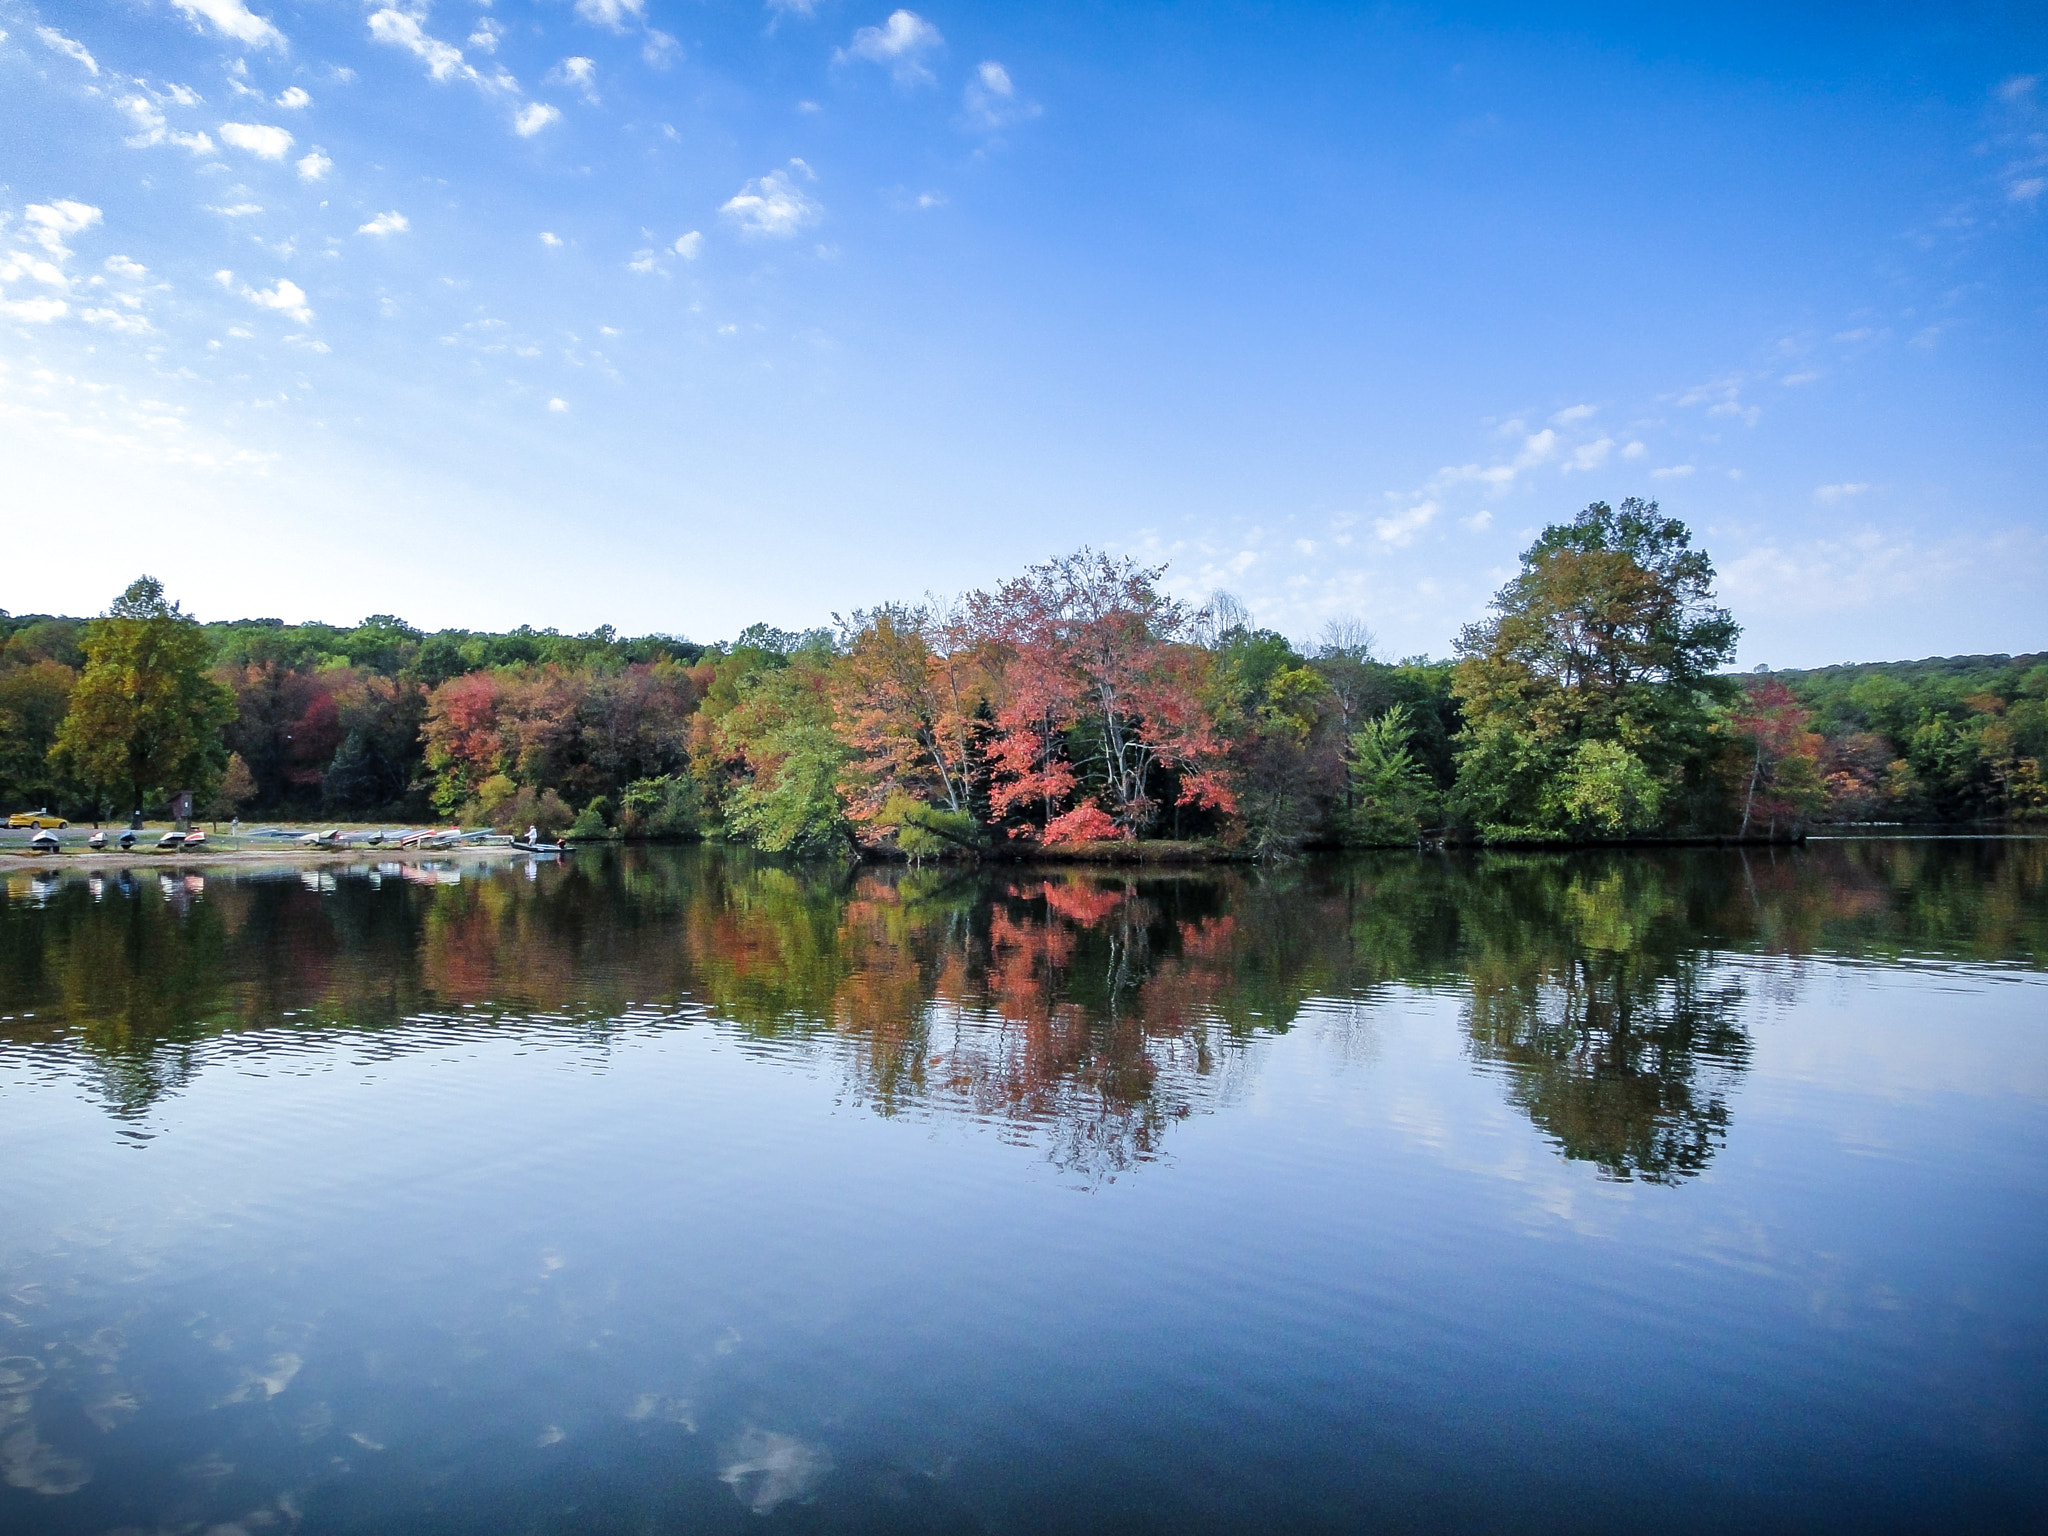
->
1, 841, 2044, 1534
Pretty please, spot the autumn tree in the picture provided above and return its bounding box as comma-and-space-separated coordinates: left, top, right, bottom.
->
53, 578, 234, 819
205, 752, 258, 824
833, 602, 989, 830
1452, 500, 1738, 838
1724, 678, 1827, 837
969, 551, 1234, 842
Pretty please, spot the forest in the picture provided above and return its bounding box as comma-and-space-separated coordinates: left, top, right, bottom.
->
1, 499, 2042, 856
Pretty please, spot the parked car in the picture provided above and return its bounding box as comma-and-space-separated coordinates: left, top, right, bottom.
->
7, 809, 69, 829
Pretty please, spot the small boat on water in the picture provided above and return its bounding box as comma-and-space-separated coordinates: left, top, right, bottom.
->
511, 840, 571, 854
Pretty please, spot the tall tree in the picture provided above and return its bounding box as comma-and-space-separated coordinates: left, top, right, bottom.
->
53, 578, 235, 817
1452, 500, 1738, 837
971, 551, 1234, 839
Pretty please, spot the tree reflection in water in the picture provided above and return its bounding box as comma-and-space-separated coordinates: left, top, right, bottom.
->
0, 840, 2041, 1182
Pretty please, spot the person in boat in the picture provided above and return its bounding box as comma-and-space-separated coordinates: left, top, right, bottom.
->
527, 824, 539, 845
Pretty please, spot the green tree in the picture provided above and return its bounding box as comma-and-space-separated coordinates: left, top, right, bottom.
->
1338, 704, 1436, 844
52, 578, 235, 818
0, 657, 76, 809
1451, 500, 1738, 838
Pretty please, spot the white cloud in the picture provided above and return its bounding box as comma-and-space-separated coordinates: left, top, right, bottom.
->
2009, 177, 2046, 203
296, 148, 331, 181
673, 230, 703, 259
551, 57, 599, 102
720, 165, 822, 237
0, 296, 69, 323
104, 256, 149, 281
246, 277, 311, 323
1550, 403, 1597, 425
1650, 464, 1695, 479
837, 10, 943, 86
1563, 437, 1614, 472
963, 59, 1038, 130
574, 0, 646, 31
165, 83, 204, 107
82, 306, 153, 334
547, 397, 569, 412
1813, 482, 1870, 504
468, 20, 504, 54
766, 0, 820, 16
358, 211, 409, 236
1460, 509, 1493, 532
170, 0, 286, 51
206, 202, 264, 217
1674, 373, 1760, 426
216, 267, 310, 322
1375, 502, 1438, 547
36, 27, 99, 75
1996, 74, 2038, 103
23, 201, 102, 257
1621, 440, 1646, 458
275, 86, 310, 110
220, 122, 294, 159
367, 9, 507, 89
627, 249, 660, 274
514, 102, 562, 137
119, 96, 170, 147
642, 31, 679, 66
540, 231, 563, 246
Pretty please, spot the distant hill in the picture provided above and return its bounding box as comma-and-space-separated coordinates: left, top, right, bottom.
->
1760, 653, 2048, 688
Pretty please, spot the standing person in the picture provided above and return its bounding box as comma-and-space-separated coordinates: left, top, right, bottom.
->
527, 823, 539, 845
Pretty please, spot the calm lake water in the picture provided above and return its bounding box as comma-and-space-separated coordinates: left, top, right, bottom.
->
1, 841, 2044, 1534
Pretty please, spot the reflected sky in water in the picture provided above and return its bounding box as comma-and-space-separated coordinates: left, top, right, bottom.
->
1, 842, 2045, 1533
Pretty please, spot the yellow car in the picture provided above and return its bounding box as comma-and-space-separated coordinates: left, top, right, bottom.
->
7, 810, 69, 829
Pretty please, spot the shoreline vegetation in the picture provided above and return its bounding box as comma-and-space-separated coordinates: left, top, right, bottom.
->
2, 499, 2043, 866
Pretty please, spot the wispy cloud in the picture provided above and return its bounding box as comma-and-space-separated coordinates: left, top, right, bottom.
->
275, 86, 310, 110
1813, 482, 1870, 504
1375, 502, 1438, 547
574, 0, 646, 32
215, 268, 312, 324
837, 10, 944, 86
549, 57, 599, 104
720, 163, 822, 237
963, 61, 1038, 130
367, 8, 512, 92
170, 0, 286, 52
358, 211, 410, 237
36, 27, 99, 75
673, 231, 703, 259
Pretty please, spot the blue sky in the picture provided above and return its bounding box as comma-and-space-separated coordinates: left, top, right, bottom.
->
1, 1, 2042, 665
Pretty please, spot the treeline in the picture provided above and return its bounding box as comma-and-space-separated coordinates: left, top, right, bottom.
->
1, 498, 2041, 852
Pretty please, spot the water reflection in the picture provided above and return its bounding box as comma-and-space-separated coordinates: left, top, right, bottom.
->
1, 841, 2043, 1183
